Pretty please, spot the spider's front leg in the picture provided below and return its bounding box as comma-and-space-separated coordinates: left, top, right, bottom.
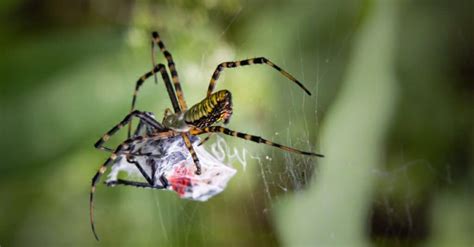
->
151, 31, 188, 111
94, 110, 164, 152
127, 64, 180, 138
207, 57, 312, 97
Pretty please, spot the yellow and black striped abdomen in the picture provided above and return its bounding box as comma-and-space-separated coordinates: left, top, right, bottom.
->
184, 90, 233, 129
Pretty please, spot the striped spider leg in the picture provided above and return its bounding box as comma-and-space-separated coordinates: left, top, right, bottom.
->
207, 57, 312, 97
191, 126, 324, 157
151, 31, 187, 110
150, 32, 201, 175
96, 110, 164, 152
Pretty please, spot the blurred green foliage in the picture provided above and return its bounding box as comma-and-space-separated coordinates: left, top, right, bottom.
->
0, 0, 472, 246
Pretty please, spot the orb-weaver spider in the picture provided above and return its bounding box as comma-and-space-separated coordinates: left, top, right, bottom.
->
90, 31, 324, 240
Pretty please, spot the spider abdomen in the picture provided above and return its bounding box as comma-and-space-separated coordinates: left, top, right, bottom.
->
185, 90, 233, 129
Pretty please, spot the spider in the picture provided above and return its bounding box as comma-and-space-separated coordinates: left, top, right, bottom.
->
90, 31, 324, 240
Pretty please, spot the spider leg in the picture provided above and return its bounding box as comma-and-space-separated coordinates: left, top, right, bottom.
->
207, 57, 311, 97
151, 33, 159, 84
90, 148, 122, 241
191, 126, 324, 157
151, 31, 188, 111
128, 64, 180, 137
95, 110, 164, 152
181, 133, 202, 175
90, 130, 178, 241
133, 112, 162, 137
150, 32, 200, 174
197, 134, 214, 146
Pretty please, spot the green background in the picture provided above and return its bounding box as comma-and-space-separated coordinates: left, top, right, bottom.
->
0, 0, 472, 246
